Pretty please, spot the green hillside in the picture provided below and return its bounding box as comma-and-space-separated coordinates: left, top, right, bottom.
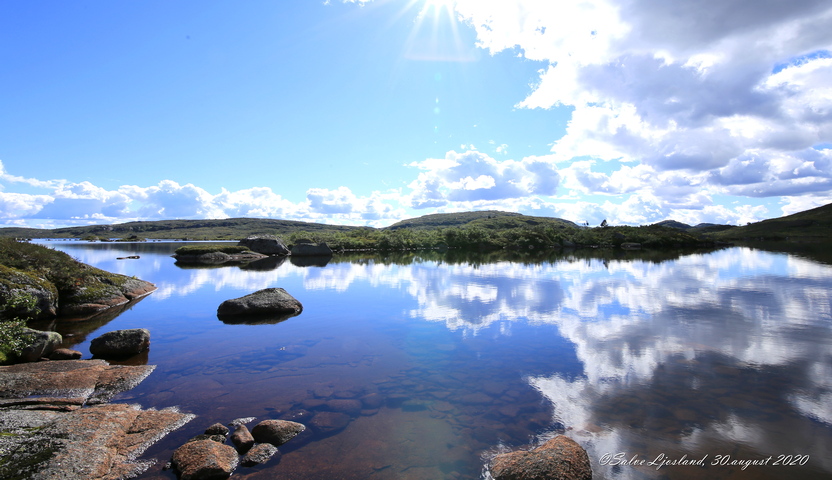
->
710, 202, 832, 242
386, 211, 526, 230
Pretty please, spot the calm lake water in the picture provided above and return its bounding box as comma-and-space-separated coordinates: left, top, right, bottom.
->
32, 241, 832, 480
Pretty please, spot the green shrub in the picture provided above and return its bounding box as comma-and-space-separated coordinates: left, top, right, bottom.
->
0, 292, 37, 364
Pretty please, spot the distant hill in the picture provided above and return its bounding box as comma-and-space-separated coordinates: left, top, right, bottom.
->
386, 211, 526, 230
711, 202, 832, 242
1, 202, 829, 244
653, 220, 692, 230
653, 219, 735, 235
0, 218, 365, 241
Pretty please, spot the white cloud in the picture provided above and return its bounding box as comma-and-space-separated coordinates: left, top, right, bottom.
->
407, 150, 560, 207
451, 0, 832, 200
0, 164, 411, 228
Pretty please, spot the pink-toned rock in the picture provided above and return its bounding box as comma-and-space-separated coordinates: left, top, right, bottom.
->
48, 348, 82, 360
172, 439, 239, 480
489, 436, 592, 480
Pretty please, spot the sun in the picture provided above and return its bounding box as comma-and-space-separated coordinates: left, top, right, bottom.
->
397, 0, 468, 62
418, 0, 456, 18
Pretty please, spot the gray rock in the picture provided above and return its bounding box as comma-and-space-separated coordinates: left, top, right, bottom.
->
216, 288, 302, 318
241, 442, 279, 466
230, 424, 255, 453
238, 235, 290, 255
90, 328, 150, 358
172, 439, 239, 480
489, 435, 592, 480
17, 327, 62, 363
290, 242, 333, 256
251, 419, 306, 446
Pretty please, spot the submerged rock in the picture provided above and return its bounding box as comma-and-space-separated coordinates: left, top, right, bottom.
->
309, 411, 351, 435
238, 235, 290, 256
489, 435, 592, 480
90, 328, 150, 359
172, 439, 239, 480
216, 288, 302, 318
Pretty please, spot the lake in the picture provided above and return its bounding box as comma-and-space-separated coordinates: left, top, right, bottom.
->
31, 241, 832, 479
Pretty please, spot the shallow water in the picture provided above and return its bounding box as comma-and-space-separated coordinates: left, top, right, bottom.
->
33, 241, 832, 479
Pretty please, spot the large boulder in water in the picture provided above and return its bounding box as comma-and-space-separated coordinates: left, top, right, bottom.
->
290, 242, 333, 257
217, 288, 302, 318
489, 436, 592, 480
238, 235, 290, 255
90, 329, 150, 359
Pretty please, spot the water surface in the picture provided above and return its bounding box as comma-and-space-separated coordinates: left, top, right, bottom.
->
35, 241, 832, 479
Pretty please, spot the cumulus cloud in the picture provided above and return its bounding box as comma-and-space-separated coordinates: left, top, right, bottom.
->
0, 163, 409, 228
407, 150, 560, 207
450, 0, 832, 208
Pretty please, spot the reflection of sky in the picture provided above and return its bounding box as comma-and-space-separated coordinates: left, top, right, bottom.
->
41, 242, 832, 478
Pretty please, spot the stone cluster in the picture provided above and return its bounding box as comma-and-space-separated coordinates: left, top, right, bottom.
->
169, 418, 306, 479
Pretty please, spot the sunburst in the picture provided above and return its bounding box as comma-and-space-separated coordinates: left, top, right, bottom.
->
402, 0, 468, 62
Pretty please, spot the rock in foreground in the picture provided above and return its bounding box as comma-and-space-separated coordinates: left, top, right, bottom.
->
90, 328, 150, 358
172, 439, 239, 480
489, 436, 592, 480
0, 360, 192, 480
217, 288, 302, 318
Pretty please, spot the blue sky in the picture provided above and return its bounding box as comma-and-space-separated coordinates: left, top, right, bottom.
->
1, 0, 831, 229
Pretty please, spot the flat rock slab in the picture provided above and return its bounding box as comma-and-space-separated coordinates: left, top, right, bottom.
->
0, 359, 155, 407
0, 403, 194, 480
